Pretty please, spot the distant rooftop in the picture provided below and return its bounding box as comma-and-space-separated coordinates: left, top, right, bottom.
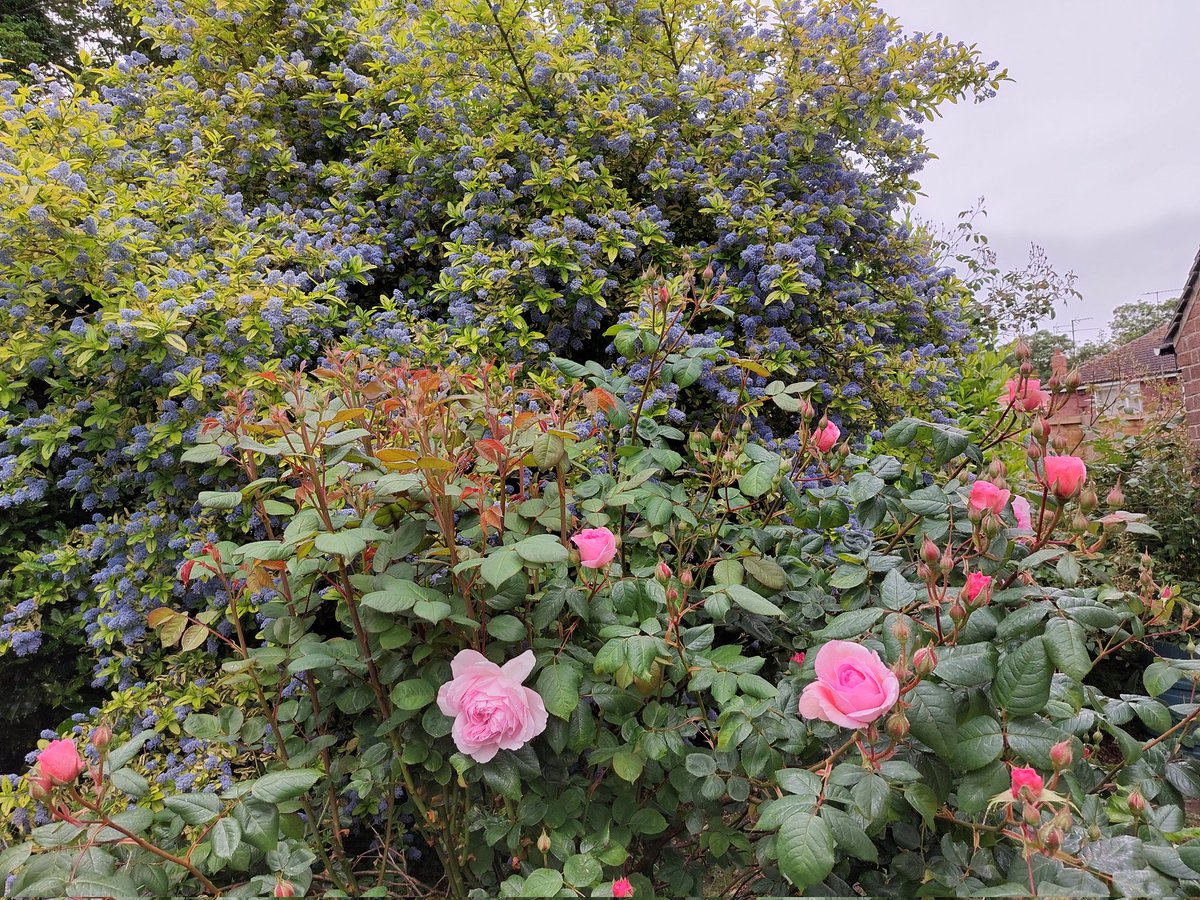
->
1077, 325, 1179, 385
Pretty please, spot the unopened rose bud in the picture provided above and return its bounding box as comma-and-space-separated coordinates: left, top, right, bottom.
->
1020, 361, 1034, 376
702, 262, 714, 282
1016, 340, 1031, 361
1026, 442, 1043, 462
949, 602, 967, 625
28, 773, 50, 801
537, 830, 551, 854
939, 551, 955, 576
273, 880, 296, 898
1023, 803, 1041, 825
712, 426, 724, 443
1088, 824, 1101, 840
1030, 417, 1048, 443
656, 562, 672, 584
885, 712, 910, 740
1045, 828, 1062, 852
1066, 370, 1081, 392
1071, 512, 1090, 533
799, 398, 814, 419
890, 617, 911, 642
1128, 790, 1146, 814
913, 646, 937, 677
1051, 431, 1069, 452
1079, 488, 1098, 513
916, 562, 934, 583
1050, 740, 1073, 770
1106, 482, 1125, 507
666, 586, 678, 603
679, 570, 693, 588
921, 536, 940, 566
90, 725, 112, 750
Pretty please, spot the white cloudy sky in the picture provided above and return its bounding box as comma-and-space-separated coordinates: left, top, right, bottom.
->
894, 0, 1200, 341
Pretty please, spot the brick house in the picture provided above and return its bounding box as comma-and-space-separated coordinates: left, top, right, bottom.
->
1158, 248, 1200, 443
1049, 325, 1180, 451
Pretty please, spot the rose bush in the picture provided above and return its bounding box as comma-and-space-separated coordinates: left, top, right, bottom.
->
4, 297, 1200, 896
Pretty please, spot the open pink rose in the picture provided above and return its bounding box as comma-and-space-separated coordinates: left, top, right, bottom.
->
968, 480, 1010, 516
1012, 495, 1033, 531
37, 738, 84, 786
797, 641, 899, 729
1042, 455, 1087, 500
1011, 766, 1043, 800
571, 527, 617, 569
437, 649, 548, 763
1005, 378, 1051, 412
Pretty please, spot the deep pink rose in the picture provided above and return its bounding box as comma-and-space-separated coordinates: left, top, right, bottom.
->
963, 571, 992, 606
968, 480, 1010, 516
437, 649, 548, 763
812, 421, 840, 453
1012, 495, 1033, 531
571, 527, 617, 569
1042, 455, 1087, 500
797, 641, 899, 729
37, 738, 84, 786
612, 877, 634, 898
1011, 766, 1043, 800
1005, 378, 1051, 412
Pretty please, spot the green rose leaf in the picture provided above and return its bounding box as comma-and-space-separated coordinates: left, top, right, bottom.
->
993, 636, 1052, 716
776, 812, 835, 892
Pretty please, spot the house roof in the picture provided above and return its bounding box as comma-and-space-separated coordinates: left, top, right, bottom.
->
1077, 324, 1179, 385
1159, 246, 1200, 354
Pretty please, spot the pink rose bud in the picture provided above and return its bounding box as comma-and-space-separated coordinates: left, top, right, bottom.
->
1106, 482, 1125, 507
536, 831, 551, 854
963, 572, 992, 607
28, 768, 52, 800
885, 712, 910, 740
920, 536, 940, 566
1079, 487, 1098, 513
1012, 495, 1033, 531
1128, 790, 1146, 814
790, 651, 806, 666
665, 586, 678, 603
812, 420, 840, 453
612, 877, 634, 898
273, 880, 296, 898
436, 649, 549, 763
948, 602, 967, 624
90, 725, 113, 750
655, 562, 672, 584
913, 647, 937, 677
679, 570, 693, 587
968, 480, 1011, 517
570, 527, 617, 569
1050, 740, 1073, 770
797, 641, 900, 729
37, 739, 84, 786
1011, 766, 1043, 801
1042, 455, 1087, 500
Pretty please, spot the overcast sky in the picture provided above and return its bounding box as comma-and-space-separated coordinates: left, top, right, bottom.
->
894, 1, 1200, 342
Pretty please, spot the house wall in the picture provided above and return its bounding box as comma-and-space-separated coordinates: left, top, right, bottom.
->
1048, 377, 1182, 457
1175, 291, 1200, 444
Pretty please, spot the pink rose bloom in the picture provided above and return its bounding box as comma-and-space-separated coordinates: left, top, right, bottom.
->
968, 480, 1010, 516
437, 649, 548, 763
1005, 378, 1051, 412
612, 877, 634, 898
1011, 766, 1044, 800
797, 641, 899, 729
1012, 495, 1033, 531
963, 571, 992, 606
812, 421, 840, 453
37, 738, 84, 786
1042, 455, 1087, 500
571, 527, 617, 569
790, 651, 806, 666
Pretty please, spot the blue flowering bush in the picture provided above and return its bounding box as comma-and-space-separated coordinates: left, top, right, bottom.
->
0, 0, 1006, 707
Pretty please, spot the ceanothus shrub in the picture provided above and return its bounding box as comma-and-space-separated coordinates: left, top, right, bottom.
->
4, 321, 1200, 897
0, 1, 1003, 697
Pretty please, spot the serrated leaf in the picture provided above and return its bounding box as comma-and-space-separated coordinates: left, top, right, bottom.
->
739, 457, 780, 498
482, 549, 524, 588
721, 584, 784, 617
993, 636, 1051, 716
743, 555, 787, 590
210, 817, 242, 861
513, 534, 568, 565
535, 664, 581, 720
1044, 617, 1092, 680
954, 716, 1003, 771
250, 769, 322, 804
812, 608, 883, 641
775, 812, 834, 891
